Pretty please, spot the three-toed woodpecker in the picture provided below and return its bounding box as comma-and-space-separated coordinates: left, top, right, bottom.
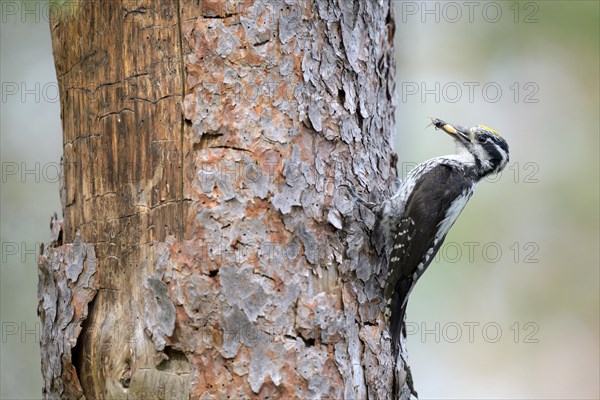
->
373, 118, 510, 363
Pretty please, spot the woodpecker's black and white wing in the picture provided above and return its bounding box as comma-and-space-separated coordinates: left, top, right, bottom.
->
387, 161, 477, 348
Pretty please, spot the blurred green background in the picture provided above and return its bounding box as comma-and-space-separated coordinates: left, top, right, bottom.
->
1, 1, 598, 399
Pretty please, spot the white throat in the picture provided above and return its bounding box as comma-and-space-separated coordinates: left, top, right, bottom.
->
442, 146, 475, 166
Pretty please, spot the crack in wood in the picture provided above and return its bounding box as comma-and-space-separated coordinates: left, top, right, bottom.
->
59, 50, 98, 78
94, 72, 150, 91
209, 145, 251, 152
129, 94, 178, 104
193, 131, 224, 151
97, 108, 134, 121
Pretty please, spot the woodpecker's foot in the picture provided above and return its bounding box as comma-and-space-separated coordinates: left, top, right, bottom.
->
339, 182, 377, 209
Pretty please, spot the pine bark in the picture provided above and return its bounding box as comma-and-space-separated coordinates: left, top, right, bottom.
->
39, 1, 405, 398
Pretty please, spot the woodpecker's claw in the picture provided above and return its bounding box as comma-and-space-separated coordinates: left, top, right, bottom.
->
339, 182, 377, 209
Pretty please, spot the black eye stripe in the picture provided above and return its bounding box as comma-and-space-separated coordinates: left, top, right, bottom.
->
482, 141, 509, 165
481, 145, 502, 170
479, 133, 509, 154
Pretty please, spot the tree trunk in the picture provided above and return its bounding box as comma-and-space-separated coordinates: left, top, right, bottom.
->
38, 1, 406, 398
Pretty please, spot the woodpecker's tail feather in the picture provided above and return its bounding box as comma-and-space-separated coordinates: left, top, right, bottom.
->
389, 278, 413, 356
390, 281, 419, 399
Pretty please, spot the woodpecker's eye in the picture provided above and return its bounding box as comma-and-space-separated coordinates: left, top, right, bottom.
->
476, 135, 487, 143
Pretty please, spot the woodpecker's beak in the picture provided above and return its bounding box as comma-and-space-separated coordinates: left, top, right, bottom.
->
431, 118, 471, 145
